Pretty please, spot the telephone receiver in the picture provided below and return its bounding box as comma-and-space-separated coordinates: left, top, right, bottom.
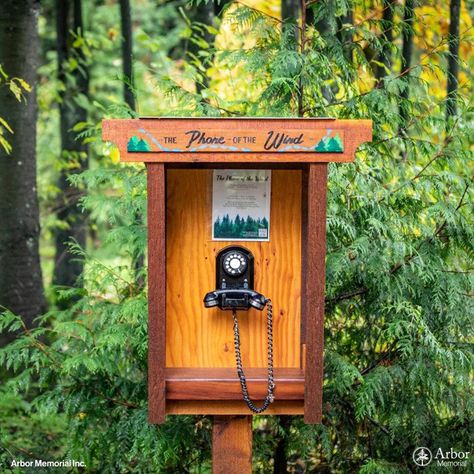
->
203, 245, 275, 414
203, 246, 267, 310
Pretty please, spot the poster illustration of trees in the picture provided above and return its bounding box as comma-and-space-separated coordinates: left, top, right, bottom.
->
214, 214, 269, 239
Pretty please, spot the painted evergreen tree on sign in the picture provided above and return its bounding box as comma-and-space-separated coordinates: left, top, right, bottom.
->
326, 133, 343, 152
127, 135, 138, 150
128, 135, 151, 151
136, 139, 151, 151
315, 133, 343, 152
315, 139, 327, 151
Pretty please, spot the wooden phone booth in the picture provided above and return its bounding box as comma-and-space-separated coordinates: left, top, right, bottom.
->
103, 117, 371, 470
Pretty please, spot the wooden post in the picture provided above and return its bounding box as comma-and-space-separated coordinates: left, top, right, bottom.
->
303, 163, 328, 423
212, 416, 252, 474
147, 163, 166, 423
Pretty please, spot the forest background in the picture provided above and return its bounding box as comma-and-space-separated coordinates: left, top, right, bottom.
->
0, 0, 473, 472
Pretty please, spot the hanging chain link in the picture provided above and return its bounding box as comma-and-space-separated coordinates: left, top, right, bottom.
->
231, 299, 275, 414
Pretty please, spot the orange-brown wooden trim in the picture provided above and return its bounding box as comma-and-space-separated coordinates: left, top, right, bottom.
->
166, 368, 304, 400
166, 401, 304, 415
147, 164, 166, 424
102, 118, 372, 163
303, 163, 328, 424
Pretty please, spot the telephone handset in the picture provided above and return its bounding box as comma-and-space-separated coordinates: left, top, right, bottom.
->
203, 246, 275, 413
203, 246, 266, 311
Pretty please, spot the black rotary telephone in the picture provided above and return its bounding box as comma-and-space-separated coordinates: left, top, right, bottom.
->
203, 246, 275, 413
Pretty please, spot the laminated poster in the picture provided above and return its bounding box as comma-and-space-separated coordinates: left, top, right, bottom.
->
212, 170, 271, 241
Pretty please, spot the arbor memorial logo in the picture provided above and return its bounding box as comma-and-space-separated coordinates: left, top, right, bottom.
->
412, 447, 470, 468
413, 447, 432, 467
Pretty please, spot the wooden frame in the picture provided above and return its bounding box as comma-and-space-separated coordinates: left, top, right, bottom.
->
147, 163, 166, 423
304, 164, 328, 423
103, 117, 372, 425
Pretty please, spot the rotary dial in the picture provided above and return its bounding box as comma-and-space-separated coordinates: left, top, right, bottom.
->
223, 251, 247, 276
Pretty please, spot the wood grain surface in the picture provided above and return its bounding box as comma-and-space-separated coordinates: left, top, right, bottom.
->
166, 367, 304, 400
167, 401, 303, 415
165, 169, 302, 369
102, 118, 372, 163
212, 416, 252, 474
147, 164, 166, 424
303, 164, 328, 424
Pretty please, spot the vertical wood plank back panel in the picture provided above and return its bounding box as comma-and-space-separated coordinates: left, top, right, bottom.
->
212, 416, 252, 474
147, 164, 166, 423
303, 163, 328, 423
300, 166, 309, 348
166, 169, 302, 369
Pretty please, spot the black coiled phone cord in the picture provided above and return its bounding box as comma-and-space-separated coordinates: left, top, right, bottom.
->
231, 299, 275, 414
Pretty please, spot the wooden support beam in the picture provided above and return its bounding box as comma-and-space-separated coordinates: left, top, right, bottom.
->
212, 416, 252, 474
147, 163, 166, 423
303, 163, 328, 423
167, 401, 303, 415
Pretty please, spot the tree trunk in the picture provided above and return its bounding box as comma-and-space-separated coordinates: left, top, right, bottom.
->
273, 415, 291, 474
338, 8, 354, 63
0, 0, 47, 345
282, 0, 300, 43
119, 0, 144, 288
119, 0, 135, 111
53, 0, 89, 293
399, 0, 414, 134
446, 0, 460, 122
309, 0, 335, 103
282, 0, 301, 112
375, 0, 395, 81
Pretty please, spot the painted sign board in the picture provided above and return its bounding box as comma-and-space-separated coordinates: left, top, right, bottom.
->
102, 117, 372, 163
127, 128, 344, 153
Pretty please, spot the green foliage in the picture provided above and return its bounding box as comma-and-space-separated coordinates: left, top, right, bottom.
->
0, 382, 67, 472
1, 167, 211, 473
1, 0, 473, 472
0, 64, 31, 154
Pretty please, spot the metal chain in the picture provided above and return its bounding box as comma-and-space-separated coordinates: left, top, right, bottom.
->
231, 299, 275, 414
